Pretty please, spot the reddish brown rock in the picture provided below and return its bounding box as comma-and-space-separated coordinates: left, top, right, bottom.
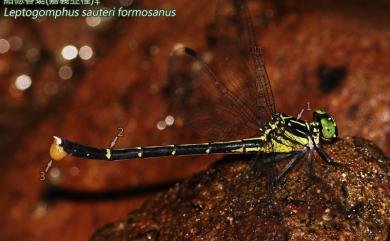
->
91, 137, 390, 240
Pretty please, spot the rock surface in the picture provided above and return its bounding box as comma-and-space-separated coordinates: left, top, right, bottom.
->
91, 137, 390, 240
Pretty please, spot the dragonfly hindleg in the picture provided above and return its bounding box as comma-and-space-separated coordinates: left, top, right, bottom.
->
272, 150, 307, 187
262, 152, 299, 164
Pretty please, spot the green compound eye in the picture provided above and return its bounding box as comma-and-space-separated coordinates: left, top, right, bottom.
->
320, 118, 336, 139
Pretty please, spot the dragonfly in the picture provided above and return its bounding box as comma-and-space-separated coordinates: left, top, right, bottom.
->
49, 0, 338, 185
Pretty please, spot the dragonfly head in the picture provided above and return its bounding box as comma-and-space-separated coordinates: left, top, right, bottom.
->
313, 109, 338, 142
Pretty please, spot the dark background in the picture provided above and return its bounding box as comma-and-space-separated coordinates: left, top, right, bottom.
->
0, 0, 389, 240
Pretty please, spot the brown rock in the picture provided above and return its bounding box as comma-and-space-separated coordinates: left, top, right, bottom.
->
90, 137, 390, 240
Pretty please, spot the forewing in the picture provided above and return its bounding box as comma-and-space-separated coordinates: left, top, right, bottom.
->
211, 0, 276, 124
165, 0, 275, 142
166, 47, 259, 142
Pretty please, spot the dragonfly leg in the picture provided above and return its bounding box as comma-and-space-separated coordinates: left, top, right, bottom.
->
315, 145, 334, 164
306, 147, 317, 179
262, 152, 298, 164
271, 150, 306, 188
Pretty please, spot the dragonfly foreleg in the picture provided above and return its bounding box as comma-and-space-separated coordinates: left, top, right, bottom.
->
315, 144, 334, 164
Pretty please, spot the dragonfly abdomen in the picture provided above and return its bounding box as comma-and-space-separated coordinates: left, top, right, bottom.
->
52, 137, 267, 161
112, 141, 261, 160
51, 115, 311, 162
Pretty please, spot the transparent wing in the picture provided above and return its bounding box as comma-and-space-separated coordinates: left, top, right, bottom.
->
165, 0, 275, 142
166, 47, 260, 142
210, 0, 276, 123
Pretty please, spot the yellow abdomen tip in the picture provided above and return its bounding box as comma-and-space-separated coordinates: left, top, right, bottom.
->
50, 141, 67, 161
